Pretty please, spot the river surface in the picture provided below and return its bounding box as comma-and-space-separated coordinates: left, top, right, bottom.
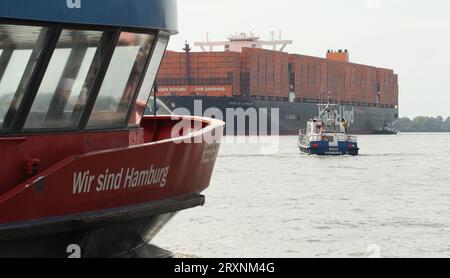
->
154, 133, 450, 258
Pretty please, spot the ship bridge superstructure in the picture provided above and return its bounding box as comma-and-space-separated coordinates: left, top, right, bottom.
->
0, 0, 176, 135
194, 32, 293, 52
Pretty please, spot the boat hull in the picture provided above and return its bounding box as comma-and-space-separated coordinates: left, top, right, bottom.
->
372, 130, 398, 135
0, 194, 202, 258
298, 141, 359, 156
160, 96, 398, 135
0, 116, 224, 258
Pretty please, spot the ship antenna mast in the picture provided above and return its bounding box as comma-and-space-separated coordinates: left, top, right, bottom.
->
183, 41, 192, 85
183, 40, 192, 53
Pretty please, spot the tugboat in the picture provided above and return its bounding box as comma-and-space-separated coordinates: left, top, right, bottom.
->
0, 0, 224, 258
373, 120, 398, 135
298, 103, 359, 156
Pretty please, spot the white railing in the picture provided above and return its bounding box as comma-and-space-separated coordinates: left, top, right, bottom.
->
335, 134, 358, 143
299, 130, 357, 144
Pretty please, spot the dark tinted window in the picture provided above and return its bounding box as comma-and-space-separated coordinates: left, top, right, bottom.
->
24, 30, 104, 129
0, 24, 48, 130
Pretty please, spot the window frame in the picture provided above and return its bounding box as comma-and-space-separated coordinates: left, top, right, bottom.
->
124, 34, 170, 128
0, 18, 164, 136
0, 25, 60, 133
76, 30, 122, 130
23, 29, 107, 130
85, 32, 156, 130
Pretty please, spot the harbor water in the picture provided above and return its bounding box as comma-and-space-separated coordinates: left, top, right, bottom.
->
154, 133, 450, 258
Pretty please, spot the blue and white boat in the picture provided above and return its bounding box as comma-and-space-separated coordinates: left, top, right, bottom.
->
298, 103, 359, 156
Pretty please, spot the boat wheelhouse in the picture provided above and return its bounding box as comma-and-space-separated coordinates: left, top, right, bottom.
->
0, 0, 224, 258
373, 120, 398, 135
298, 103, 359, 156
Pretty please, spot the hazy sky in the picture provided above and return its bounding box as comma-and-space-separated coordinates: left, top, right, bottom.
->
168, 0, 450, 118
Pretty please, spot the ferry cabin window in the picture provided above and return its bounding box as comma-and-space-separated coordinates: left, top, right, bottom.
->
128, 36, 168, 126
24, 30, 104, 129
87, 32, 155, 128
0, 25, 48, 130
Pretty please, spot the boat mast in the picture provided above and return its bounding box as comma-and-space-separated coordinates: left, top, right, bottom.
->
319, 91, 337, 132
183, 41, 192, 85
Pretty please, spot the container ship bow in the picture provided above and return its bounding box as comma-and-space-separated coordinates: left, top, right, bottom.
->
0, 0, 224, 258
157, 33, 399, 135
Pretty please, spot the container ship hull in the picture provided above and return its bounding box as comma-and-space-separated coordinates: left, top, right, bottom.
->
160, 95, 399, 135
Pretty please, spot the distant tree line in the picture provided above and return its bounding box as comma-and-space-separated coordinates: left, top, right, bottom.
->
395, 116, 450, 132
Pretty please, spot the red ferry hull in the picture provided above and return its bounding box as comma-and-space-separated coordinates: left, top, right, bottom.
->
0, 116, 224, 258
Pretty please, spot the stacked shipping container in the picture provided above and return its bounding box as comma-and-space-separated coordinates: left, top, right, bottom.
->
376, 68, 398, 106
158, 51, 183, 80
157, 48, 399, 106
240, 48, 289, 98
290, 55, 322, 100
158, 51, 241, 95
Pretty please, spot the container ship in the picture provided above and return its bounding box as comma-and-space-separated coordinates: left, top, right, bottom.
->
157, 33, 399, 135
